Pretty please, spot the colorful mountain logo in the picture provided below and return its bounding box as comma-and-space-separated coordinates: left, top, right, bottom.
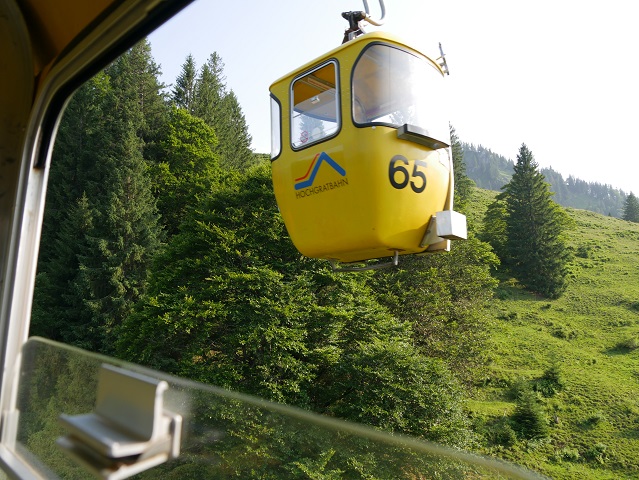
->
294, 152, 346, 190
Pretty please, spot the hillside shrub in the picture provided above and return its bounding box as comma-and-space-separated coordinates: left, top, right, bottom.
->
609, 319, 634, 327
534, 361, 564, 397
495, 288, 511, 300
506, 377, 530, 401
553, 446, 580, 463
486, 419, 518, 447
552, 325, 577, 340
576, 244, 591, 258
511, 387, 549, 440
616, 336, 639, 351
498, 311, 519, 321
585, 411, 606, 426
584, 443, 608, 464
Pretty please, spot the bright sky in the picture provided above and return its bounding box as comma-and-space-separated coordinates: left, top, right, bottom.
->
149, 0, 639, 194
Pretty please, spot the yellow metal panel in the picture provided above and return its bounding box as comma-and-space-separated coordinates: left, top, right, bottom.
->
272, 126, 451, 263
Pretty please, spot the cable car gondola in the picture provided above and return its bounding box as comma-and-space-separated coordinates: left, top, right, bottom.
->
270, 0, 466, 269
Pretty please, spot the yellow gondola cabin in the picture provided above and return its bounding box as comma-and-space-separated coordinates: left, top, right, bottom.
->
270, 31, 466, 266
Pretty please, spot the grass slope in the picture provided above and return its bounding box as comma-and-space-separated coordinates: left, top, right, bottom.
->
469, 188, 639, 479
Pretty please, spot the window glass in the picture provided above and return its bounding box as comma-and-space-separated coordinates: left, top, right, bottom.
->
270, 95, 281, 158
352, 44, 448, 144
291, 61, 339, 149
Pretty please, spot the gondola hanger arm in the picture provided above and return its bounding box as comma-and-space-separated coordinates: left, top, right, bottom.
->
342, 0, 385, 43
361, 0, 386, 26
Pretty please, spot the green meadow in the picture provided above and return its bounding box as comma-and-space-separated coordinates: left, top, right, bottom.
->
469, 188, 639, 479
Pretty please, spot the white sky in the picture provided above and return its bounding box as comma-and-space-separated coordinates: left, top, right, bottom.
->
149, 0, 639, 194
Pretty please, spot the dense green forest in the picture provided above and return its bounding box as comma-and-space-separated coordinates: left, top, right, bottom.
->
463, 143, 629, 218
28, 40, 639, 478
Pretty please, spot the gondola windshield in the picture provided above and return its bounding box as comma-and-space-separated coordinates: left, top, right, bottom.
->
352, 44, 448, 146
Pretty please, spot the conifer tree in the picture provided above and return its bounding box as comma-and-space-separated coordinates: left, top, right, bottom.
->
106, 39, 168, 160
512, 386, 549, 439
193, 52, 226, 123
36, 73, 112, 263
217, 90, 253, 169
449, 124, 474, 212
192, 53, 254, 170
33, 45, 164, 353
622, 192, 639, 222
76, 105, 162, 352
172, 54, 197, 113
33, 74, 113, 346
32, 194, 95, 345
500, 144, 571, 298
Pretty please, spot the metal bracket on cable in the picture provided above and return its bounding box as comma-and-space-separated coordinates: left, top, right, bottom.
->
437, 42, 450, 75
341, 10, 367, 43
342, 0, 385, 43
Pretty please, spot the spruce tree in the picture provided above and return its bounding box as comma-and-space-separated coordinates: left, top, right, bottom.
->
33, 45, 164, 353
193, 52, 225, 123
500, 144, 571, 298
32, 193, 95, 346
106, 39, 168, 160
33, 74, 112, 346
217, 90, 253, 169
512, 386, 549, 439
172, 54, 197, 113
36, 72, 112, 267
76, 105, 162, 352
192, 53, 254, 170
449, 124, 474, 212
622, 192, 639, 222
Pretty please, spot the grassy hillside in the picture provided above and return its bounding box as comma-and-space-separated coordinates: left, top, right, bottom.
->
468, 188, 639, 479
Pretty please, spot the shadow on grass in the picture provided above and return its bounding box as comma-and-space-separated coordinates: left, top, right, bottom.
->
603, 342, 639, 356
495, 280, 548, 302
618, 428, 639, 440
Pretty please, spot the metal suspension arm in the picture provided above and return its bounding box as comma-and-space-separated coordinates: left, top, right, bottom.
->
362, 0, 385, 26
342, 0, 385, 43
